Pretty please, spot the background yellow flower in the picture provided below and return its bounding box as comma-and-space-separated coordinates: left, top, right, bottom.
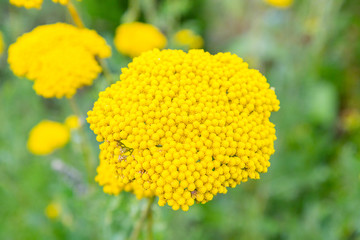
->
265, 0, 293, 8
8, 23, 111, 98
0, 31, 4, 55
114, 22, 167, 58
65, 115, 81, 130
27, 120, 70, 155
9, 0, 80, 9
45, 202, 61, 219
174, 29, 204, 49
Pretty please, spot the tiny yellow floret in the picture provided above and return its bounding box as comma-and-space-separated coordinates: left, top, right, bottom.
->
65, 115, 81, 130
264, 0, 293, 8
8, 23, 111, 98
174, 29, 204, 49
88, 49, 279, 211
27, 120, 70, 155
45, 202, 61, 219
114, 22, 167, 58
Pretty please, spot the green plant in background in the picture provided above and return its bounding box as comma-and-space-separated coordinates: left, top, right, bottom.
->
0, 0, 359, 239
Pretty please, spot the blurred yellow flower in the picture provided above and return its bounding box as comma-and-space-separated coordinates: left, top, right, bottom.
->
45, 202, 61, 219
114, 22, 167, 58
9, 0, 79, 9
0, 31, 4, 55
174, 29, 203, 49
88, 49, 279, 211
27, 120, 70, 155
65, 115, 81, 130
265, 0, 293, 8
8, 23, 111, 98
342, 109, 360, 132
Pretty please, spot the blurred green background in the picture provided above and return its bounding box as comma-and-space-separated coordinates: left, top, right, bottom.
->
1, 0, 360, 239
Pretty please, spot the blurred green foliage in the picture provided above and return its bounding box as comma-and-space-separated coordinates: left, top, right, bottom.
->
0, 0, 360, 239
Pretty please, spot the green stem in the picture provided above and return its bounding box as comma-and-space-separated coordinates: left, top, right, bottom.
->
97, 57, 115, 85
129, 197, 155, 240
67, 1, 84, 28
140, 0, 157, 23
123, 0, 140, 23
146, 199, 154, 240
68, 98, 95, 182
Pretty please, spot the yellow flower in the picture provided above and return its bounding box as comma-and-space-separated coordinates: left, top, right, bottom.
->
174, 29, 204, 49
342, 109, 360, 132
95, 155, 153, 199
9, 0, 79, 9
114, 22, 167, 58
0, 31, 4, 55
65, 115, 81, 130
87, 49, 280, 211
27, 120, 70, 155
264, 0, 293, 8
45, 202, 61, 219
8, 23, 111, 98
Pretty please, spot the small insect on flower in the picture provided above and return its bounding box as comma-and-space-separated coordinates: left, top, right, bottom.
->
9, 0, 80, 9
88, 49, 280, 211
114, 22, 167, 58
8, 23, 111, 98
174, 29, 204, 49
27, 120, 70, 155
264, 0, 293, 8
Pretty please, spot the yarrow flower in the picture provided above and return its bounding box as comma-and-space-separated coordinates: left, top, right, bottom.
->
45, 202, 61, 219
87, 49, 280, 211
9, 0, 80, 9
8, 23, 111, 98
27, 120, 70, 155
0, 31, 4, 56
174, 29, 204, 49
264, 0, 293, 8
65, 115, 81, 130
114, 22, 167, 58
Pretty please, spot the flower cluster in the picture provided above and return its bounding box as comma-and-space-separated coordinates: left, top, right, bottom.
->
8, 23, 111, 98
264, 0, 293, 8
9, 0, 79, 9
88, 49, 279, 211
114, 22, 167, 58
174, 29, 203, 49
27, 120, 70, 155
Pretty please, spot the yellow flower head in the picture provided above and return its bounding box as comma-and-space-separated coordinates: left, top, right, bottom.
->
45, 202, 61, 219
27, 120, 70, 155
9, 0, 78, 9
264, 0, 293, 8
114, 22, 167, 58
95, 154, 153, 199
87, 49, 280, 211
8, 23, 111, 98
0, 31, 4, 55
65, 115, 81, 130
174, 29, 204, 49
